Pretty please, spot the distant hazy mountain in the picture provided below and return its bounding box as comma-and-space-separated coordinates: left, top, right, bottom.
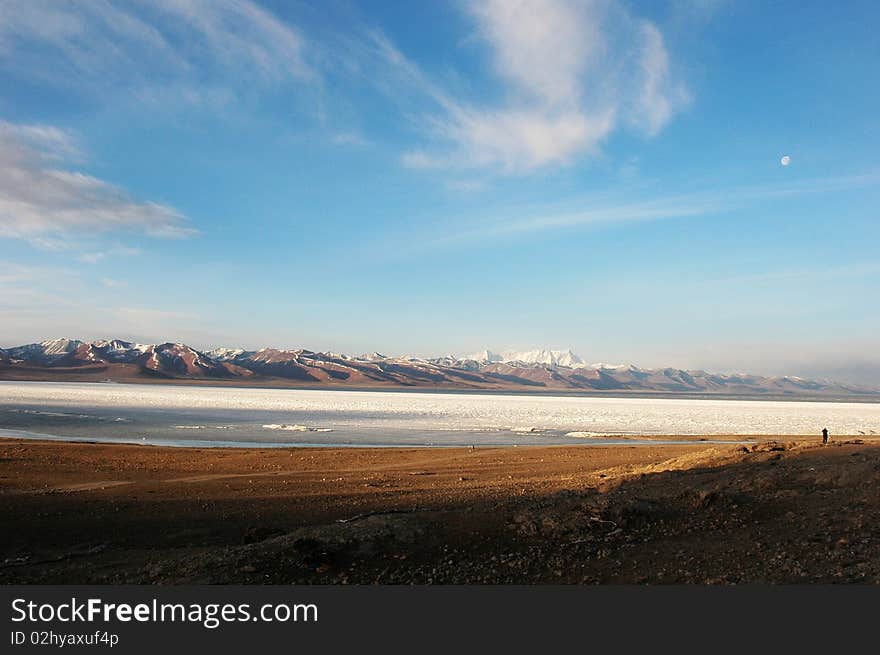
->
1, 338, 877, 398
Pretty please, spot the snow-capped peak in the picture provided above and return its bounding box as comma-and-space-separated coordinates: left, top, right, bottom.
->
92, 339, 150, 353
590, 362, 632, 371
463, 349, 504, 363
464, 348, 584, 368
207, 347, 247, 361
357, 352, 389, 361
39, 338, 83, 355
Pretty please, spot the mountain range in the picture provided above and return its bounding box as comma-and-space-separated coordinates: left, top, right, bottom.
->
0, 338, 877, 398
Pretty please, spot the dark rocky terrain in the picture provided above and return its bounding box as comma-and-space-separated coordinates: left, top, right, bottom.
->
2, 437, 878, 584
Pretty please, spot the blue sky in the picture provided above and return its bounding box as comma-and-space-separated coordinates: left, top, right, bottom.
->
1, 0, 878, 383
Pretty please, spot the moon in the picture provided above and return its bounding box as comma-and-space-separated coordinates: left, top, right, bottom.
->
780, 155, 791, 166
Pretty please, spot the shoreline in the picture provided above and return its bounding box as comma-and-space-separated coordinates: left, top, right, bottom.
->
3, 377, 879, 404
0, 429, 757, 449
3, 436, 879, 583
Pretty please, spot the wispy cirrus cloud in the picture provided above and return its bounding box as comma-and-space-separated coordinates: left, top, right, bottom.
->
0, 0, 313, 96
0, 1, 318, 251
413, 169, 880, 248
422, 195, 713, 249
0, 260, 74, 287
100, 277, 127, 289
0, 121, 196, 244
632, 21, 681, 135
77, 245, 142, 265
0, 260, 82, 320
330, 132, 369, 147
394, 0, 688, 173
0, 0, 685, 176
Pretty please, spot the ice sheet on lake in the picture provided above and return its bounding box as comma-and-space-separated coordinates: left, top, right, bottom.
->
0, 381, 878, 447
262, 424, 333, 432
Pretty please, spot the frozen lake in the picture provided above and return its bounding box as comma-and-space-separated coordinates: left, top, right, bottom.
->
1, 381, 878, 447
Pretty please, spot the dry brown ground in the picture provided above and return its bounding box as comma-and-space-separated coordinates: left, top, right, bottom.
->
1, 436, 878, 584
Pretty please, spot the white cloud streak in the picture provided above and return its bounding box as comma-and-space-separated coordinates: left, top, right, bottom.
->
471, 0, 603, 108
0, 0, 685, 176
77, 245, 142, 264
395, 0, 687, 173
632, 21, 686, 135
424, 196, 714, 248
0, 121, 195, 243
0, 0, 312, 92
416, 169, 880, 248
144, 0, 312, 82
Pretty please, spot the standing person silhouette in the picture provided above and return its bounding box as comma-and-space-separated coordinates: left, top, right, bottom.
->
822, 427, 829, 445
